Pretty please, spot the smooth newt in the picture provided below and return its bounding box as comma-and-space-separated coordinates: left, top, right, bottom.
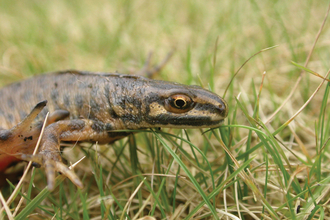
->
0, 70, 228, 190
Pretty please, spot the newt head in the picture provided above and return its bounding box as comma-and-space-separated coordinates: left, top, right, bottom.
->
101, 74, 228, 130
142, 81, 228, 129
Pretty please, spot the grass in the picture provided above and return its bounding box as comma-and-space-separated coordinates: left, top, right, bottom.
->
0, 0, 330, 219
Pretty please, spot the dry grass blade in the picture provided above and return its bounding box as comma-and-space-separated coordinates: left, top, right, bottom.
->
0, 191, 14, 220
12, 194, 26, 217
132, 194, 153, 220
214, 206, 241, 220
289, 125, 311, 160
120, 177, 146, 220
112, 173, 183, 190
234, 176, 242, 220
303, 3, 330, 67
277, 68, 330, 134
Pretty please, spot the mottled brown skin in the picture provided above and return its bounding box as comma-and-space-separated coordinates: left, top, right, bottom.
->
0, 70, 228, 189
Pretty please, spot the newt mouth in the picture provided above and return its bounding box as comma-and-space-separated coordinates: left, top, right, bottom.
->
145, 114, 225, 128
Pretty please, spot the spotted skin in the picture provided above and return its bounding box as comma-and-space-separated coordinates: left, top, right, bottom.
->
0, 70, 228, 189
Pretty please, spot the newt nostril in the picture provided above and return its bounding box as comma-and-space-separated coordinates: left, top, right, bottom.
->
217, 101, 228, 118
32, 162, 41, 168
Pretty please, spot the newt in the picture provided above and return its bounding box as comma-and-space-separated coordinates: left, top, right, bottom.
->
0, 70, 228, 190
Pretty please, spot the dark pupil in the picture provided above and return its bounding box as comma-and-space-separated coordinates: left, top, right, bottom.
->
175, 99, 186, 108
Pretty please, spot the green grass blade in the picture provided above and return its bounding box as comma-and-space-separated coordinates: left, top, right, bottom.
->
151, 130, 220, 219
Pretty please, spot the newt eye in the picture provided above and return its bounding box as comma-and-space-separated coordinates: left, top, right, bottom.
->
165, 94, 194, 113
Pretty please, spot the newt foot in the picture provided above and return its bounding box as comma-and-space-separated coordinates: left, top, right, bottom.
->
22, 150, 84, 190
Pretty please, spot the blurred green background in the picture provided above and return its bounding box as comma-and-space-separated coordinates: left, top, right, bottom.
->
1, 1, 328, 88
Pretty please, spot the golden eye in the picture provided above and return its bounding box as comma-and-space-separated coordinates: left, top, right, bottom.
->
165, 94, 194, 113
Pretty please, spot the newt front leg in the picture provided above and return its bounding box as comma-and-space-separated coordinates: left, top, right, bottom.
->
28, 119, 130, 190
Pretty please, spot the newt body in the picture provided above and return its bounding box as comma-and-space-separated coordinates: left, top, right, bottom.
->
0, 71, 228, 189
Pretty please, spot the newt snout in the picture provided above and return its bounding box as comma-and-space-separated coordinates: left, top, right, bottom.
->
143, 84, 228, 128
